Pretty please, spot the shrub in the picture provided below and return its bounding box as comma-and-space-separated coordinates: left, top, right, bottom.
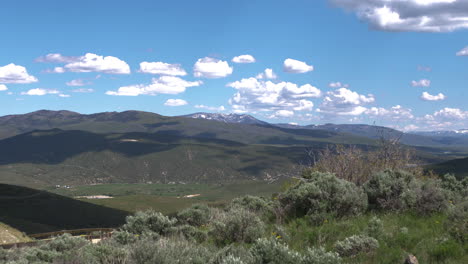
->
22, 247, 61, 263
212, 245, 255, 264
78, 243, 129, 264
177, 203, 211, 227
166, 224, 208, 243
210, 207, 265, 245
302, 247, 342, 264
122, 210, 176, 235
440, 174, 468, 201
334, 235, 379, 257
111, 230, 138, 245
219, 255, 247, 264
364, 216, 384, 240
428, 239, 464, 263
45, 233, 88, 252
129, 237, 214, 264
364, 170, 418, 211
250, 238, 302, 264
229, 195, 273, 215
279, 171, 367, 221
445, 199, 468, 243
413, 179, 449, 215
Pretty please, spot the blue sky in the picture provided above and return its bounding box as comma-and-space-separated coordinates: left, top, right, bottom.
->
0, 0, 467, 131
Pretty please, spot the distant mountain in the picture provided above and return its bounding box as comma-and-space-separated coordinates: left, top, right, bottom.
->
182, 112, 270, 126
411, 130, 468, 137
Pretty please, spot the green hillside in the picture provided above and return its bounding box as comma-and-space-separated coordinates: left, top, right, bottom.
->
427, 157, 468, 179
0, 184, 128, 234
0, 128, 369, 187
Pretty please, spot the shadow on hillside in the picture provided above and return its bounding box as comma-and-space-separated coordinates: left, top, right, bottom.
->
0, 184, 128, 234
0, 129, 246, 165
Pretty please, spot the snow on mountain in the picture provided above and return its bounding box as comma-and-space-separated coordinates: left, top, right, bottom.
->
183, 112, 270, 125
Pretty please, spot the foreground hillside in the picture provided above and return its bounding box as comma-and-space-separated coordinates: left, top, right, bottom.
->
2, 170, 466, 264
0, 223, 30, 245
0, 184, 127, 234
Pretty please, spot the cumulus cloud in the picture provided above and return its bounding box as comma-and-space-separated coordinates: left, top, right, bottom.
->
283, 58, 314, 73
35, 53, 79, 63
421, 91, 446, 101
139, 61, 187, 76
0, 64, 38, 84
106, 76, 202, 96
232, 55, 256, 64
0, 84, 7, 91
366, 105, 414, 120
164, 99, 188, 106
329, 82, 349, 88
193, 57, 233, 78
66, 79, 90, 87
330, 0, 468, 32
317, 88, 375, 116
402, 124, 419, 131
21, 88, 59, 96
64, 53, 130, 74
72, 88, 94, 93
411, 79, 431, 87
432, 107, 468, 119
270, 110, 295, 118
195, 105, 226, 111
417, 65, 432, 72
456, 46, 468, 56
227, 77, 321, 114
256, 68, 277, 79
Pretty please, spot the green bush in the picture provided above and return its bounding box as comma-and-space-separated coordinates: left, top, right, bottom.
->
78, 243, 129, 264
212, 245, 255, 264
302, 247, 342, 264
445, 199, 468, 243
250, 238, 302, 264
364, 216, 385, 240
23, 247, 61, 263
211, 207, 265, 245
111, 230, 138, 245
177, 203, 211, 227
167, 224, 208, 243
229, 195, 273, 215
279, 171, 367, 221
364, 170, 418, 211
45, 233, 88, 252
428, 239, 464, 263
129, 237, 214, 264
440, 174, 468, 201
122, 210, 176, 235
413, 179, 449, 215
334, 235, 379, 257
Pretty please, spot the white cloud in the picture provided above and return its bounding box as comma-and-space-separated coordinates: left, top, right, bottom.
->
283, 58, 314, 73
139, 61, 187, 76
256, 68, 277, 79
164, 99, 188, 106
195, 105, 226, 111
232, 55, 256, 64
43, 67, 66, 74
106, 76, 202, 96
227, 77, 320, 114
317, 88, 375, 116
421, 91, 446, 101
417, 65, 432, 72
72, 88, 94, 93
411, 79, 431, 87
0, 64, 38, 84
35, 53, 79, 63
193, 57, 233, 78
366, 105, 414, 120
330, 0, 468, 32
432, 107, 468, 119
402, 124, 419, 131
456, 46, 468, 56
21, 88, 59, 96
66, 79, 90, 87
0, 84, 7, 91
64, 53, 130, 74
270, 110, 295, 118
329, 82, 349, 88
59, 94, 71, 98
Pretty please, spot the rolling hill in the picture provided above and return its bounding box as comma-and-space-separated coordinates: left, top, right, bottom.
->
427, 157, 468, 180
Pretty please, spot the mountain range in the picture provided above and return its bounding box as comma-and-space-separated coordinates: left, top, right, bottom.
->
0, 110, 466, 187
